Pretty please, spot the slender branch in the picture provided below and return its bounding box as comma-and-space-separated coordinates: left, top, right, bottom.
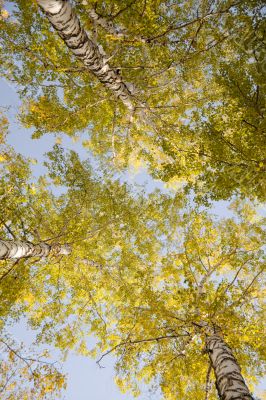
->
0, 221, 17, 239
107, 0, 137, 20
242, 119, 258, 130
0, 339, 57, 370
0, 259, 20, 282
229, 265, 265, 308
223, 261, 249, 297
184, 244, 199, 287
210, 257, 257, 318
0, 340, 35, 375
145, 2, 240, 43
97, 334, 189, 367
186, 19, 204, 54
88, 5, 145, 43
0, 369, 17, 394
88, 291, 107, 328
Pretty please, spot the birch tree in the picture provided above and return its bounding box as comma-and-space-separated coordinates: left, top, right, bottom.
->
205, 330, 254, 400
12, 148, 263, 399
36, 0, 134, 110
0, 118, 70, 398
72, 202, 265, 400
0, 7, 265, 391
1, 0, 265, 202
1, 143, 185, 397
0, 240, 71, 260
1, 124, 265, 398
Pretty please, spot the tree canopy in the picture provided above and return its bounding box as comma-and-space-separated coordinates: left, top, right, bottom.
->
1, 134, 265, 398
0, 1, 266, 399
0, 0, 265, 202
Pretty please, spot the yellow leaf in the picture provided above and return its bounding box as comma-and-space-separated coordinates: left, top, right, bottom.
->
1, 9, 9, 19
109, 334, 120, 342
55, 137, 62, 144
0, 153, 7, 162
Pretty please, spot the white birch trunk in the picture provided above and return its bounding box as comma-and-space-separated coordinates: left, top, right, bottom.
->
206, 334, 254, 400
0, 240, 71, 259
36, 0, 134, 110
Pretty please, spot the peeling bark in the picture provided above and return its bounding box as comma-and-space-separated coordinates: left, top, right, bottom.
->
37, 0, 134, 110
206, 334, 254, 400
0, 240, 71, 259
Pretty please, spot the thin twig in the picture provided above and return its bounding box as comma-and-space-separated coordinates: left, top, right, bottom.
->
0, 221, 17, 239
0, 260, 20, 282
229, 265, 265, 308
97, 334, 189, 367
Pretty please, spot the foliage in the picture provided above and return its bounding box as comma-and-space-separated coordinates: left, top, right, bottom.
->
0, 119, 68, 398
0, 1, 266, 398
0, 333, 66, 400
70, 201, 265, 399
0, 0, 265, 201
0, 138, 186, 397
2, 141, 264, 399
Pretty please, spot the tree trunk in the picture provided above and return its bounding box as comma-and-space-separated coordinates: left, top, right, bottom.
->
37, 0, 134, 110
0, 240, 71, 260
206, 334, 254, 400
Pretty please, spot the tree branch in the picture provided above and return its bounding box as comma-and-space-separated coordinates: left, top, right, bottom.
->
0, 259, 20, 282
0, 221, 17, 239
88, 7, 146, 43
229, 265, 265, 308
96, 334, 189, 367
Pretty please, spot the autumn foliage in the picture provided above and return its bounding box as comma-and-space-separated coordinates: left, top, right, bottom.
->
0, 1, 265, 399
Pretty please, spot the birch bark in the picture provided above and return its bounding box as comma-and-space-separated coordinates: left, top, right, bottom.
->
0, 240, 71, 259
36, 0, 134, 110
206, 334, 254, 400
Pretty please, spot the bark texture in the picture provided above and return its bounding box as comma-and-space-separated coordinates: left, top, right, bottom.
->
206, 334, 254, 400
37, 0, 134, 110
0, 240, 71, 259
